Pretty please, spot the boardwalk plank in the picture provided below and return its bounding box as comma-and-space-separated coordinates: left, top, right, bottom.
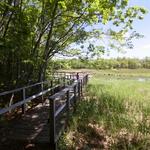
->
0, 102, 50, 144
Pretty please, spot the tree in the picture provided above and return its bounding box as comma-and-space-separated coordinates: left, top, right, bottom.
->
0, 0, 147, 90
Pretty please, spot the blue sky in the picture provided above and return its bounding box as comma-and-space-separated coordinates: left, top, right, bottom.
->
104, 0, 150, 58
57, 0, 150, 59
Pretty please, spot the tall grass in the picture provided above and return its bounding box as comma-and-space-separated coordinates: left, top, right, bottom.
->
59, 75, 150, 150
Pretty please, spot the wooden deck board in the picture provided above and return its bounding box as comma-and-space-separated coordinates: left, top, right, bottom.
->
0, 73, 88, 150
0, 101, 67, 147
0, 101, 51, 144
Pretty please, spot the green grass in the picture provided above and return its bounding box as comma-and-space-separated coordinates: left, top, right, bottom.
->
59, 70, 150, 150
61, 68, 150, 78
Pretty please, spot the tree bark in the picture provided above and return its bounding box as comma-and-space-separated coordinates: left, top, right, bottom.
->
38, 0, 59, 81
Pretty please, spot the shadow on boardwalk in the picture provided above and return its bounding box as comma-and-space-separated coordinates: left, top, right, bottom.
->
0, 101, 52, 150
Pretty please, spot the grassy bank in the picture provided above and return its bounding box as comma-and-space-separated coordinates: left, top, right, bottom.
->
59, 70, 150, 149
60, 69, 150, 78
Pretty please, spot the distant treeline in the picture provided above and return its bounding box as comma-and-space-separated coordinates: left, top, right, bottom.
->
52, 57, 150, 70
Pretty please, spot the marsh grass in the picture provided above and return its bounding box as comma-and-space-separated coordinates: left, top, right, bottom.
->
59, 71, 150, 150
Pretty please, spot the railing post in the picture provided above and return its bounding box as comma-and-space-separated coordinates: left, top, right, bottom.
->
86, 74, 88, 85
69, 75, 72, 84
63, 73, 66, 87
9, 93, 14, 113
80, 79, 83, 96
73, 85, 77, 111
57, 78, 60, 84
66, 90, 70, 122
76, 73, 79, 80
82, 76, 84, 86
53, 77, 56, 86
78, 81, 80, 100
49, 97, 57, 150
84, 75, 86, 86
51, 80, 54, 96
51, 80, 53, 88
66, 75, 69, 85
63, 77, 66, 87
69, 73, 72, 84
41, 82, 44, 104
22, 88, 26, 114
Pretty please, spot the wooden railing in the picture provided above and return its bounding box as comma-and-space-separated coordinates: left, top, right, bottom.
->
0, 72, 82, 115
0, 72, 88, 150
0, 80, 60, 115
49, 73, 88, 150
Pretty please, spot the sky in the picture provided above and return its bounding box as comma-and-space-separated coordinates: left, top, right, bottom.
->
103, 0, 150, 59
57, 0, 150, 59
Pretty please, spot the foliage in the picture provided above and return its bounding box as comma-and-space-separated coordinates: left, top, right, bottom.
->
59, 71, 150, 149
52, 57, 150, 70
0, 0, 147, 90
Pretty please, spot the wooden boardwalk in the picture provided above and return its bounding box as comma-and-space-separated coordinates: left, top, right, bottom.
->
0, 72, 88, 150
0, 101, 67, 150
1, 101, 50, 144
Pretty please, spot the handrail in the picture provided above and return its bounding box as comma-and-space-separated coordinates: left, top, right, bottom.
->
0, 81, 49, 96
0, 73, 85, 115
0, 72, 89, 150
0, 72, 87, 96
0, 74, 75, 96
49, 74, 88, 150
0, 84, 60, 115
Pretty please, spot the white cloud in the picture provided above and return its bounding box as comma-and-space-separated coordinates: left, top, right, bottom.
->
141, 44, 150, 50
125, 32, 130, 38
